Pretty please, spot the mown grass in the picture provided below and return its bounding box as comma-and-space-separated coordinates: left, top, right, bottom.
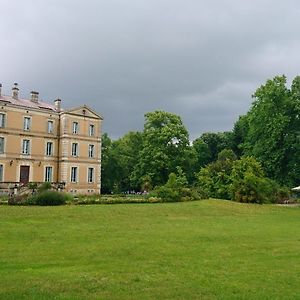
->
0, 200, 299, 299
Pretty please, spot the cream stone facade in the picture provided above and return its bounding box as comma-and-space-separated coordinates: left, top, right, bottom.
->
0, 83, 103, 194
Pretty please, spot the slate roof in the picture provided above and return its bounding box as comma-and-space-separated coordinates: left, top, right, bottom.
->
0, 95, 58, 112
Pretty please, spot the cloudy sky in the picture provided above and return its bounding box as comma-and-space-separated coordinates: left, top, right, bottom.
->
1, 0, 300, 140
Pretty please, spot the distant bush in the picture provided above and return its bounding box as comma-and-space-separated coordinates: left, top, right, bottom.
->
33, 191, 66, 206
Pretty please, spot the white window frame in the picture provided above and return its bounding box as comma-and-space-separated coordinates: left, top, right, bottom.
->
47, 120, 54, 134
72, 121, 79, 134
0, 113, 6, 128
87, 167, 94, 183
88, 144, 94, 158
71, 166, 78, 183
89, 124, 95, 136
22, 139, 30, 155
0, 137, 4, 154
23, 116, 31, 131
71, 142, 78, 156
45, 166, 53, 182
46, 142, 53, 156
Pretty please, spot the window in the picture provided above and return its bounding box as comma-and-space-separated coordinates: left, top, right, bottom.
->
46, 142, 53, 156
0, 137, 4, 154
88, 144, 94, 158
47, 120, 53, 133
0, 114, 5, 128
89, 124, 95, 136
24, 117, 31, 131
71, 167, 78, 182
88, 168, 94, 183
71, 143, 78, 156
0, 165, 3, 182
22, 140, 30, 155
45, 166, 53, 182
72, 122, 79, 134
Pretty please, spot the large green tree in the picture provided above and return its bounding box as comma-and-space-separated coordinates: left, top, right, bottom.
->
133, 111, 190, 187
101, 131, 143, 193
243, 75, 300, 185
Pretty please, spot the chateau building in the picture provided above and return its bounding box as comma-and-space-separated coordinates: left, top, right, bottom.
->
0, 83, 103, 194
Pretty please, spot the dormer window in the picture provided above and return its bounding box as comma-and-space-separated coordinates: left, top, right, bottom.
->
73, 122, 79, 134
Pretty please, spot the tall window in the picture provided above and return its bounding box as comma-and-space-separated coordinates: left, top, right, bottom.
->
0, 164, 3, 182
72, 122, 79, 134
45, 166, 53, 182
24, 117, 31, 131
89, 124, 95, 136
0, 137, 4, 154
47, 120, 53, 133
22, 140, 30, 155
71, 143, 78, 156
88, 144, 94, 158
88, 168, 94, 183
71, 167, 78, 182
0, 114, 5, 128
46, 142, 53, 156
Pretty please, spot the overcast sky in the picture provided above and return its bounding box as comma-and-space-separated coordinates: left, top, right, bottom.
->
1, 0, 300, 140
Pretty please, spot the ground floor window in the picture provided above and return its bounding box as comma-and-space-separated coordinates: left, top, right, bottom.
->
88, 167, 94, 183
71, 167, 78, 183
45, 166, 53, 182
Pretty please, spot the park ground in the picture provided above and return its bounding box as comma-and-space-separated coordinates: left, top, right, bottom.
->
0, 200, 300, 299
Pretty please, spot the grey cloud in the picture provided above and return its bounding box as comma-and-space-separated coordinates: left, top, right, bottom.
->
1, 0, 300, 140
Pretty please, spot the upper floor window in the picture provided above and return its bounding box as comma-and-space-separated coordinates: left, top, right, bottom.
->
22, 139, 30, 155
71, 167, 78, 183
0, 164, 3, 182
88, 167, 94, 183
46, 142, 53, 156
72, 122, 79, 134
0, 114, 6, 128
0, 137, 4, 154
23, 117, 31, 131
71, 143, 78, 156
88, 144, 94, 158
47, 120, 54, 134
89, 124, 95, 136
45, 166, 53, 182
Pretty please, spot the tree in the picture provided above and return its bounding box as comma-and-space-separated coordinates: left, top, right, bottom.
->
133, 111, 190, 187
244, 75, 300, 185
196, 131, 235, 164
101, 132, 143, 193
230, 156, 277, 204
196, 149, 237, 199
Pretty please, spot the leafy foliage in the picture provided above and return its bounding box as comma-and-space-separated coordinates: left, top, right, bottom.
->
132, 111, 190, 187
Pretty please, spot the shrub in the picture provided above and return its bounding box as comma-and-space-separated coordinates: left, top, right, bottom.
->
155, 186, 181, 202
8, 194, 28, 205
38, 182, 52, 193
34, 191, 66, 206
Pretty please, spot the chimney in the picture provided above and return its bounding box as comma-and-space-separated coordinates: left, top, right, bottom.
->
30, 91, 39, 103
54, 98, 61, 112
0, 83, 2, 98
12, 83, 19, 100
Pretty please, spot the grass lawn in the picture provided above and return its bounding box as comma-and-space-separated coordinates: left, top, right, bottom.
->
0, 200, 299, 300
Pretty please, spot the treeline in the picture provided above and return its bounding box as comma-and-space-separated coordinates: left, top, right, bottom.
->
101, 75, 300, 203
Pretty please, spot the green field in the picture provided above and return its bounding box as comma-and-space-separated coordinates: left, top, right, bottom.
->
0, 200, 299, 299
